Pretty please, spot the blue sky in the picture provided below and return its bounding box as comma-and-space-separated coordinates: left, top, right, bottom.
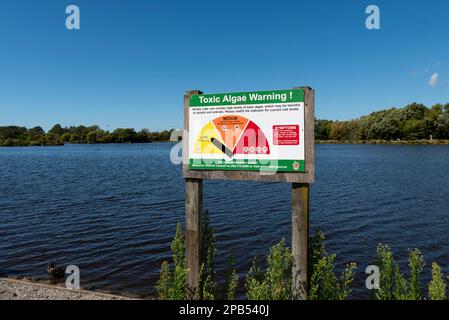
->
0, 0, 448, 131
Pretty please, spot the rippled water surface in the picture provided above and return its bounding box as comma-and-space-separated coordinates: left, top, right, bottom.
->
1, 143, 449, 298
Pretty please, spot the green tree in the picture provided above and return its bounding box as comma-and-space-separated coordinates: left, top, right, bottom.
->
28, 126, 45, 141
49, 124, 64, 136
61, 132, 72, 142
44, 132, 63, 146
113, 128, 138, 143
315, 119, 333, 140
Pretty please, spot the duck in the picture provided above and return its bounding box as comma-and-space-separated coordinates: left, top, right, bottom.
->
47, 262, 65, 278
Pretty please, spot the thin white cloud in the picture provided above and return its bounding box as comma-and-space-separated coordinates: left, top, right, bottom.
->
429, 73, 439, 87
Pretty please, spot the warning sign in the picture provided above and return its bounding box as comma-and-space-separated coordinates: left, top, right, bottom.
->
188, 89, 306, 173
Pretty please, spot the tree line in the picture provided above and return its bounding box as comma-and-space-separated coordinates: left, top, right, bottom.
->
2, 102, 449, 147
0, 124, 174, 146
316, 103, 449, 141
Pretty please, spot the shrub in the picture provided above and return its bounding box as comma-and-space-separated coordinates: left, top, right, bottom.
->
375, 245, 425, 300
246, 239, 294, 300
408, 249, 425, 300
158, 223, 442, 301
198, 211, 217, 300
375, 244, 407, 300
309, 231, 356, 300
428, 262, 447, 300
223, 251, 239, 300
156, 223, 186, 300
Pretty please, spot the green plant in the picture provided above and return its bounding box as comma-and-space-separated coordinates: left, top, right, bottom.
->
308, 231, 357, 300
408, 249, 425, 300
198, 210, 217, 300
245, 257, 268, 300
156, 223, 186, 300
223, 251, 239, 300
428, 262, 447, 300
157, 224, 443, 301
375, 244, 407, 300
375, 245, 426, 300
246, 239, 294, 300
156, 261, 172, 300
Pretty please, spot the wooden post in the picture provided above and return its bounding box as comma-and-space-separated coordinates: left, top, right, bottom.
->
185, 177, 203, 299
292, 183, 309, 300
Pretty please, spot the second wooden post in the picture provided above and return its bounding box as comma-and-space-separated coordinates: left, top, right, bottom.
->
292, 182, 310, 300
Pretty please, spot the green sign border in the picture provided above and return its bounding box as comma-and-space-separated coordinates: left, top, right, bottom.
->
189, 159, 305, 173
190, 89, 305, 107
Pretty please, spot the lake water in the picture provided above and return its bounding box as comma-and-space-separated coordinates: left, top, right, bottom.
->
1, 143, 449, 299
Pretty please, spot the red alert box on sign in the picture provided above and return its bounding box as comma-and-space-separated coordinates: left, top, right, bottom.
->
273, 125, 300, 145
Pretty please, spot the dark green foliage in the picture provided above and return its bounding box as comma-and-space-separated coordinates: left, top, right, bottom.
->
315, 102, 449, 141
158, 224, 446, 300
308, 231, 357, 300
428, 262, 447, 300
315, 119, 333, 140
198, 211, 217, 300
157, 213, 220, 301
375, 245, 425, 300
0, 125, 63, 146
223, 250, 239, 300
156, 223, 186, 300
408, 249, 425, 300
375, 244, 403, 300
49, 124, 64, 136
0, 124, 173, 146
245, 239, 294, 300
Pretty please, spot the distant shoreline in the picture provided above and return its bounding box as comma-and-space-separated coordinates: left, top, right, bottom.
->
0, 141, 173, 147
2, 140, 449, 148
0, 125, 175, 147
316, 139, 449, 145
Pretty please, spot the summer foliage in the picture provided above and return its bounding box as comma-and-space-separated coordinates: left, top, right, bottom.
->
157, 212, 239, 300
308, 231, 357, 300
375, 245, 425, 300
0, 124, 172, 146
375, 244, 449, 300
156, 223, 186, 300
315, 103, 449, 141
158, 219, 449, 300
245, 239, 294, 300
2, 102, 449, 146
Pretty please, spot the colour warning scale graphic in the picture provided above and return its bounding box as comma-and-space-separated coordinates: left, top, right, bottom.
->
194, 115, 270, 158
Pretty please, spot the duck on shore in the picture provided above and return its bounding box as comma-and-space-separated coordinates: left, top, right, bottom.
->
47, 262, 65, 278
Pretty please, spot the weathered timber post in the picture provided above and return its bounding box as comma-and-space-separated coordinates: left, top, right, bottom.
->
291, 86, 314, 300
185, 177, 203, 299
292, 183, 310, 300
183, 90, 204, 299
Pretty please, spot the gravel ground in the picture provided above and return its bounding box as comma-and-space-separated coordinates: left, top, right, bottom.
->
0, 278, 133, 300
